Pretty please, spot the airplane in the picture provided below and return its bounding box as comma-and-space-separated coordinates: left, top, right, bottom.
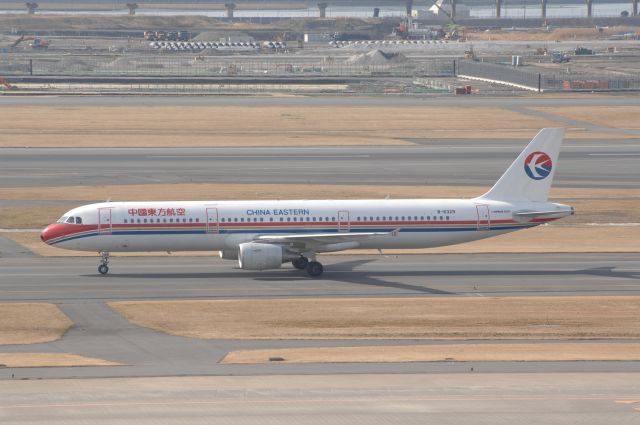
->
41, 128, 573, 277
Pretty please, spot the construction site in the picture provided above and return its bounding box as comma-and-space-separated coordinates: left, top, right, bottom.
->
0, 0, 639, 94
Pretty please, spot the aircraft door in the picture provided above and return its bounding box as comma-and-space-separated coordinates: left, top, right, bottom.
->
476, 205, 490, 231
337, 210, 350, 232
206, 207, 219, 233
98, 207, 113, 234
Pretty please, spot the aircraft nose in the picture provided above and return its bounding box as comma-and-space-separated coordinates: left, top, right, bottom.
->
41, 224, 56, 245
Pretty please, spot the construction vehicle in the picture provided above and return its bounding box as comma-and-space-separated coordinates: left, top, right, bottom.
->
30, 38, 50, 49
551, 51, 570, 63
0, 77, 16, 90
574, 46, 594, 55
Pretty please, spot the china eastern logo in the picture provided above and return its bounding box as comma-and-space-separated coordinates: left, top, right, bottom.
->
524, 151, 552, 180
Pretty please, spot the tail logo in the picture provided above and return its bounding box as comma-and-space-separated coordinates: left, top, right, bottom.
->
524, 151, 552, 180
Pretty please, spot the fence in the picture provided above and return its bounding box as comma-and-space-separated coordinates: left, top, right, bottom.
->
0, 54, 454, 78
457, 60, 542, 91
456, 59, 640, 92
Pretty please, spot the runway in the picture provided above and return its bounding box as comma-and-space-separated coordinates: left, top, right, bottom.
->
2, 95, 640, 108
2, 373, 639, 425
1, 140, 639, 189
0, 252, 639, 380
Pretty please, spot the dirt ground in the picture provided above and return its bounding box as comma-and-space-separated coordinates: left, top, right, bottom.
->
3, 182, 636, 256
533, 106, 640, 129
0, 105, 571, 148
222, 343, 640, 364
467, 26, 640, 42
9, 224, 638, 257
0, 353, 119, 368
110, 296, 640, 340
0, 303, 73, 345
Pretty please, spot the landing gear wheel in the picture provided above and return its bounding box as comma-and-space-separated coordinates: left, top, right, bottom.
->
306, 261, 324, 277
98, 251, 110, 275
292, 256, 309, 270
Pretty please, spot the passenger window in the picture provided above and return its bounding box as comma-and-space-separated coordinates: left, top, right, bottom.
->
280, 218, 283, 222
318, 217, 322, 221
269, 218, 273, 222
221, 218, 225, 222
292, 217, 296, 222
124, 219, 128, 224
196, 218, 199, 222
144, 219, 148, 223
169, 219, 173, 223
240, 218, 244, 222
287, 217, 291, 222
253, 218, 257, 222
234, 218, 238, 222
189, 218, 193, 223
137, 219, 141, 223
260, 217, 264, 222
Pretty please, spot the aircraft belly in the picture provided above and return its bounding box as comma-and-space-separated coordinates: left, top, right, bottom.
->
356, 228, 519, 250
70, 234, 226, 252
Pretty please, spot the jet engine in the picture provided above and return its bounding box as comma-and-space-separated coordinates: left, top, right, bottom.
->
238, 242, 286, 270
219, 250, 239, 260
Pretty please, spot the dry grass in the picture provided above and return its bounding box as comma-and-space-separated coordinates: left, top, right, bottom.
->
3, 183, 637, 256
0, 353, 120, 368
533, 106, 640, 129
467, 26, 640, 42
222, 343, 640, 364
0, 182, 638, 202
0, 304, 73, 345
0, 106, 560, 148
110, 296, 640, 340
0, 204, 77, 229
9, 225, 639, 257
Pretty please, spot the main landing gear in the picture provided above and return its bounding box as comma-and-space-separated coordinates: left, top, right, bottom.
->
98, 251, 110, 275
292, 256, 324, 277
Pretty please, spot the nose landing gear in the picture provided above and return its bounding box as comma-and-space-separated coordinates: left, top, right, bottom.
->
98, 251, 110, 275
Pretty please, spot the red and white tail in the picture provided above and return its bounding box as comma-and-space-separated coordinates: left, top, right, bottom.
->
477, 128, 565, 202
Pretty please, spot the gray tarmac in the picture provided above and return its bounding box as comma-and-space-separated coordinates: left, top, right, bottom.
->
1, 140, 639, 189
2, 373, 639, 425
0, 253, 639, 380
1, 95, 640, 108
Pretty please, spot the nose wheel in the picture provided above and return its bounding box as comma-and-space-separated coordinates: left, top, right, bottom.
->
98, 251, 110, 275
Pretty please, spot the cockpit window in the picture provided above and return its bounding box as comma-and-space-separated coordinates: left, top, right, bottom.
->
75, 217, 82, 225
66, 217, 75, 224
57, 216, 68, 223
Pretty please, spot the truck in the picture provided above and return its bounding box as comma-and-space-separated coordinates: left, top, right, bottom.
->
551, 51, 570, 63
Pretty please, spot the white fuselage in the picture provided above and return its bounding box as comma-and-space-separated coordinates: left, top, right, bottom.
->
42, 198, 567, 253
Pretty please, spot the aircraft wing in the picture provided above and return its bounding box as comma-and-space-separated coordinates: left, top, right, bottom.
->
255, 229, 398, 248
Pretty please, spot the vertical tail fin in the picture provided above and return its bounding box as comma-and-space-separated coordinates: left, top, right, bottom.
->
478, 128, 565, 202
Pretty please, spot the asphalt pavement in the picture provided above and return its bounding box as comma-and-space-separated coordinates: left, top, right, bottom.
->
1, 140, 638, 189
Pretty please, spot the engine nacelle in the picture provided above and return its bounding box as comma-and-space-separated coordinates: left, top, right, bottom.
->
238, 242, 283, 270
219, 250, 238, 260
